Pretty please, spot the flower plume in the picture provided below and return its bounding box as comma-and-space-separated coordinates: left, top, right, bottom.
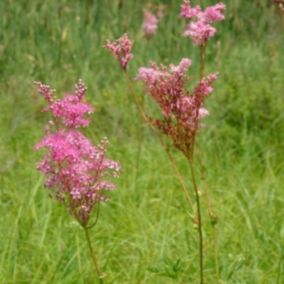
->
142, 10, 159, 37
180, 1, 226, 46
35, 80, 120, 226
105, 34, 133, 70
137, 59, 218, 155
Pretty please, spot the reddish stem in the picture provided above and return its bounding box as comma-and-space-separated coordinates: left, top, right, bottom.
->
84, 227, 104, 283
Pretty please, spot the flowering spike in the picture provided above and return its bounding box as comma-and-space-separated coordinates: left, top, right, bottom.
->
75, 79, 87, 101
137, 60, 218, 155
35, 81, 120, 226
195, 73, 219, 99
204, 3, 226, 22
35, 81, 95, 128
34, 81, 55, 103
180, 0, 201, 19
183, 21, 217, 46
105, 34, 134, 70
142, 10, 159, 37
180, 1, 226, 46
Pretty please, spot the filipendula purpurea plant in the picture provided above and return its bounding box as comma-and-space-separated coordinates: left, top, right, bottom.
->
105, 2, 225, 283
34, 80, 120, 283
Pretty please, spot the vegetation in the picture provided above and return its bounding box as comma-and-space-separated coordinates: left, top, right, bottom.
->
0, 0, 283, 283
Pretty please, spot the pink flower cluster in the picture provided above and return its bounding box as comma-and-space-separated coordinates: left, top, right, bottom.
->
105, 34, 133, 70
142, 10, 159, 37
137, 59, 218, 155
180, 1, 225, 45
35, 80, 93, 128
35, 80, 120, 226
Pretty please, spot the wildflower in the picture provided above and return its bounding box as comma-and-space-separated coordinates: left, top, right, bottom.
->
203, 3, 226, 22
35, 80, 120, 226
142, 10, 159, 37
137, 59, 218, 155
180, 0, 201, 19
183, 21, 216, 46
35, 80, 93, 128
180, 1, 226, 46
105, 34, 133, 70
137, 58, 192, 117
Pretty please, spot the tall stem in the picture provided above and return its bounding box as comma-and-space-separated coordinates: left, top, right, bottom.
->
188, 155, 204, 284
187, 43, 207, 284
84, 227, 104, 283
200, 44, 206, 80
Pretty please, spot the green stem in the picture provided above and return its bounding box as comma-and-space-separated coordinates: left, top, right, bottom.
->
200, 44, 206, 80
189, 43, 207, 284
188, 156, 204, 284
84, 227, 104, 283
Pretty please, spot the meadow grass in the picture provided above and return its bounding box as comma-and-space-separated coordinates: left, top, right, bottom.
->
0, 0, 284, 283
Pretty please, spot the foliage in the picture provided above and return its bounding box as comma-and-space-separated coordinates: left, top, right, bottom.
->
0, 0, 283, 283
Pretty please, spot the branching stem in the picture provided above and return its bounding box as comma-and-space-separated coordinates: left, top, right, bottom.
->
200, 44, 206, 80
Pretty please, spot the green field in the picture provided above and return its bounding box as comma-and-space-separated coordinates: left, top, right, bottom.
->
0, 0, 284, 283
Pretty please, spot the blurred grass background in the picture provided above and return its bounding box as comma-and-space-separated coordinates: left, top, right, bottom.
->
0, 0, 283, 283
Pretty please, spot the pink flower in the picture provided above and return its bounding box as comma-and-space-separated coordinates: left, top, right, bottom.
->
170, 58, 192, 74
105, 34, 133, 70
180, 0, 201, 19
136, 58, 191, 117
203, 3, 226, 23
35, 81, 120, 226
180, 1, 226, 46
34, 82, 54, 103
142, 10, 159, 37
35, 80, 94, 128
183, 21, 216, 46
137, 59, 218, 155
194, 73, 219, 100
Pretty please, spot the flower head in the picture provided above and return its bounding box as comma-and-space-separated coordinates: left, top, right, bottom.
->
35, 80, 93, 128
137, 58, 192, 117
203, 3, 226, 22
137, 59, 218, 156
180, 1, 226, 46
180, 0, 201, 19
35, 80, 120, 226
183, 21, 216, 46
105, 34, 133, 70
142, 10, 159, 37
